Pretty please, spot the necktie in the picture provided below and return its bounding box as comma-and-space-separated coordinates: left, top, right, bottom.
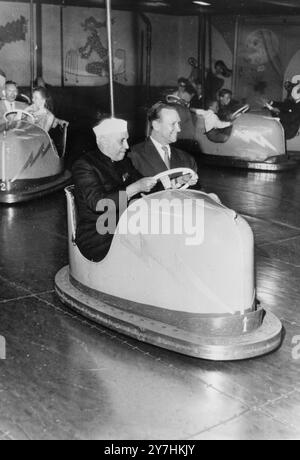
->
162, 145, 170, 169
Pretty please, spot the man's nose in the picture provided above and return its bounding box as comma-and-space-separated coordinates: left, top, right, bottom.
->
176, 123, 181, 132
124, 140, 129, 149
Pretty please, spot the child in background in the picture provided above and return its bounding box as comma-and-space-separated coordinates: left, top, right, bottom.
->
191, 99, 232, 133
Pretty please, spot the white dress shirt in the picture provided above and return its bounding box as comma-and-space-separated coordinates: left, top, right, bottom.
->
150, 136, 171, 167
4, 100, 16, 111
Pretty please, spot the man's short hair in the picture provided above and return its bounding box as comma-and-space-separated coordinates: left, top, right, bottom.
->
148, 102, 178, 124
5, 80, 17, 88
194, 78, 202, 86
178, 77, 188, 87
219, 89, 232, 99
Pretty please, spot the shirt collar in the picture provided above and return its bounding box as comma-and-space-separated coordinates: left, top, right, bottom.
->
5, 100, 15, 109
150, 136, 171, 156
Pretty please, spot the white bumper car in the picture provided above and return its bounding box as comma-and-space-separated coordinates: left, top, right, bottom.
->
55, 169, 282, 361
0, 111, 71, 204
173, 104, 296, 171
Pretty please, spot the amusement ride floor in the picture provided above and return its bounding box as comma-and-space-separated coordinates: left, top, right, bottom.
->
0, 163, 300, 440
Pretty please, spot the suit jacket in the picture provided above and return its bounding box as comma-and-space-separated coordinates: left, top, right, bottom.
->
128, 138, 198, 178
72, 150, 141, 262
0, 100, 28, 121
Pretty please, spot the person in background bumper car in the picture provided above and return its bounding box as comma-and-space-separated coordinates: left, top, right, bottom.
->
25, 87, 68, 132
264, 75, 300, 140
0, 80, 28, 122
190, 79, 204, 110
192, 99, 232, 143
217, 89, 240, 122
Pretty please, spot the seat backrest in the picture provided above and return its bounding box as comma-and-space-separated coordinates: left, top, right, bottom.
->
49, 123, 68, 158
192, 113, 206, 134
65, 185, 77, 245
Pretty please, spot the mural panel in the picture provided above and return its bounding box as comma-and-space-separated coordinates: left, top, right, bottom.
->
63, 7, 136, 86
0, 2, 30, 86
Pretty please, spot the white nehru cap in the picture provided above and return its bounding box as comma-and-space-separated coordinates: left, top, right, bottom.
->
93, 118, 127, 137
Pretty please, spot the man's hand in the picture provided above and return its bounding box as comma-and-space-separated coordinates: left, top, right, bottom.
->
189, 172, 199, 186
171, 172, 198, 189
126, 177, 157, 199
261, 98, 280, 114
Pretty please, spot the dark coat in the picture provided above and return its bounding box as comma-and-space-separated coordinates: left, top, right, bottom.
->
271, 99, 300, 140
72, 149, 141, 262
128, 138, 198, 178
190, 94, 204, 109
218, 99, 240, 122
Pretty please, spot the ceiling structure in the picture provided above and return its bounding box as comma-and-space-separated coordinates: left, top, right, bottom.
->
2, 0, 300, 15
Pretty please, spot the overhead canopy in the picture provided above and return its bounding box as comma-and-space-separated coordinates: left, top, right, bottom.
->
2, 0, 300, 15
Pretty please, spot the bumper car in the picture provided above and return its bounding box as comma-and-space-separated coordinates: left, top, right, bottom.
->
172, 103, 296, 171
0, 110, 71, 204
55, 168, 282, 361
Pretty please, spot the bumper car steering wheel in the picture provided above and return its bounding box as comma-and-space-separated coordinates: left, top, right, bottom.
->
154, 167, 197, 190
4, 110, 35, 123
231, 104, 250, 120
166, 95, 189, 107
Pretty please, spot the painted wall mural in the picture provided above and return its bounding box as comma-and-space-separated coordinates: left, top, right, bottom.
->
63, 7, 133, 86
65, 16, 127, 84
0, 2, 30, 86
0, 15, 27, 50
236, 24, 285, 106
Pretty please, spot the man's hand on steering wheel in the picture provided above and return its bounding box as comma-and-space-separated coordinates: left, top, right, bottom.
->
155, 168, 198, 191
230, 104, 250, 121
171, 172, 198, 189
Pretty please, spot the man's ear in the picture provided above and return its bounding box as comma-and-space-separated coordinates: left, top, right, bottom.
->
97, 135, 108, 151
152, 119, 160, 132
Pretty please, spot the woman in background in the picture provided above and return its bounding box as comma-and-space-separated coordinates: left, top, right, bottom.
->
25, 87, 55, 132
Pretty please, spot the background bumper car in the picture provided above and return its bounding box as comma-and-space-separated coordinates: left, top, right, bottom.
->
173, 104, 296, 171
55, 170, 283, 361
0, 111, 71, 204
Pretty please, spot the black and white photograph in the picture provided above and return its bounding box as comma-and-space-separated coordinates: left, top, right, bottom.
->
0, 0, 300, 442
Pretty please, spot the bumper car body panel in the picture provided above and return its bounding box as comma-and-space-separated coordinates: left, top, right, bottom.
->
55, 187, 283, 361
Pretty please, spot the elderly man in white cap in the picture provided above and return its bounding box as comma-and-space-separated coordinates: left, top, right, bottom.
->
72, 117, 157, 262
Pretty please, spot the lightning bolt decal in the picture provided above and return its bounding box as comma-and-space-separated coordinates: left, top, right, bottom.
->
11, 141, 52, 182
234, 129, 277, 152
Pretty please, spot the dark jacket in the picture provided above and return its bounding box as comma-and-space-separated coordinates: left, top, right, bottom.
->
190, 94, 204, 109
218, 99, 240, 122
271, 99, 300, 140
72, 149, 141, 262
128, 138, 198, 178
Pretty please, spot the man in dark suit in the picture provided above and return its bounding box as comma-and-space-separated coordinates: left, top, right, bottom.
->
72, 118, 157, 262
0, 81, 28, 121
265, 78, 300, 140
190, 79, 204, 109
129, 102, 198, 188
